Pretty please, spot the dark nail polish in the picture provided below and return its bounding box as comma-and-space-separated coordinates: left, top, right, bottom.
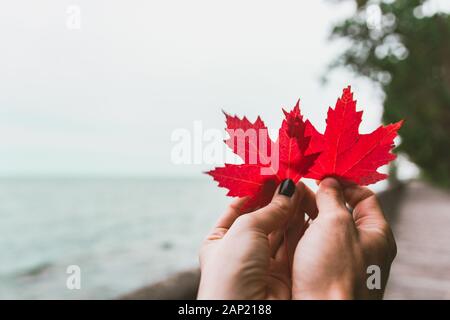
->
279, 179, 295, 197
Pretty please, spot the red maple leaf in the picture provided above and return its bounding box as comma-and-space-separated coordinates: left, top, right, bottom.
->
207, 86, 403, 213
207, 101, 318, 211
305, 86, 403, 185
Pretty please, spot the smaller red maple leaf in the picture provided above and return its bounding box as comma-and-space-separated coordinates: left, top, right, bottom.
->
305, 86, 403, 186
207, 101, 317, 211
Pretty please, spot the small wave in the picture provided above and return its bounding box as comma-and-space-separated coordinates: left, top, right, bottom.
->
160, 241, 173, 250
16, 262, 53, 278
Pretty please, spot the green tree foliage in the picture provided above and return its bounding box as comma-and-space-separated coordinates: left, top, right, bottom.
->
329, 0, 450, 187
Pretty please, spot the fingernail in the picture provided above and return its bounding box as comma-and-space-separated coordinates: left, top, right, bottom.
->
279, 179, 295, 197
320, 177, 341, 189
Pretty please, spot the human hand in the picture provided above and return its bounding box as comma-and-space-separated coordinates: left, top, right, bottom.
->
291, 178, 397, 299
197, 179, 316, 300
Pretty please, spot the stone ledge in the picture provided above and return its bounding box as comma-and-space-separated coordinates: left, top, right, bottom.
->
119, 268, 200, 300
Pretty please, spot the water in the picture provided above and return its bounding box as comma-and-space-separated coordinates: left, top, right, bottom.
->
0, 177, 228, 299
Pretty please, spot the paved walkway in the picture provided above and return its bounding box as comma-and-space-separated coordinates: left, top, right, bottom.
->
384, 181, 450, 299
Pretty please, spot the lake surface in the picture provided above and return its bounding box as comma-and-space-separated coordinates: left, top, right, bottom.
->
0, 177, 228, 299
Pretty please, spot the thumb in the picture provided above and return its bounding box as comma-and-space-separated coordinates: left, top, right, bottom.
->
316, 177, 348, 217
247, 179, 301, 234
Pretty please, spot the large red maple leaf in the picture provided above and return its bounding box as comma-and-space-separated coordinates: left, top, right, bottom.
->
305, 86, 403, 185
207, 101, 318, 211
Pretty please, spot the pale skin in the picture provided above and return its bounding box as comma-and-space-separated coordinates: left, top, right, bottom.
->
197, 177, 397, 300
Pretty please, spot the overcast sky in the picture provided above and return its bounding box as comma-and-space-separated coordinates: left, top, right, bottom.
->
3, 0, 442, 179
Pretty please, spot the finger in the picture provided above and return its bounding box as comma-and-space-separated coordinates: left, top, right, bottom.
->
248, 179, 302, 234
343, 185, 376, 209
271, 239, 292, 286
272, 212, 306, 279
284, 212, 306, 262
214, 197, 247, 230
297, 183, 318, 219
343, 185, 387, 227
316, 177, 348, 217
274, 237, 289, 271
268, 229, 285, 257
271, 208, 304, 267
